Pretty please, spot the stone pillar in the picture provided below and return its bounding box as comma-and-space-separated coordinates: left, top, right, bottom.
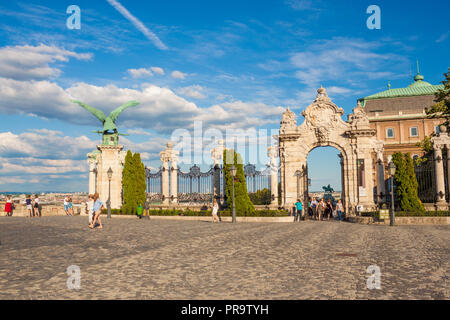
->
160, 149, 170, 205
268, 146, 279, 207
97, 145, 125, 209
434, 146, 446, 204
211, 140, 225, 201
87, 151, 99, 195
170, 160, 178, 204
376, 151, 386, 204
447, 147, 450, 203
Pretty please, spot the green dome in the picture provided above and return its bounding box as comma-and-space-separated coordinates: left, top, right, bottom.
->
408, 73, 432, 88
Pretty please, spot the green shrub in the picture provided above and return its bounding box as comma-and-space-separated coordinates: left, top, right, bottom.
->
223, 149, 255, 216
249, 188, 271, 205
392, 152, 425, 213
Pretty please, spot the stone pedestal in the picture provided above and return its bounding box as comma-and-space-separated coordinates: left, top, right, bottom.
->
95, 145, 126, 209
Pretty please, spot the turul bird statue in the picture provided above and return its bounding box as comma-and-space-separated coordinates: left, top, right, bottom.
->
71, 100, 140, 135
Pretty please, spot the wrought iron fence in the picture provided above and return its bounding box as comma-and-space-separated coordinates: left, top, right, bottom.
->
178, 165, 214, 203
244, 163, 271, 193
145, 163, 274, 204
414, 159, 436, 204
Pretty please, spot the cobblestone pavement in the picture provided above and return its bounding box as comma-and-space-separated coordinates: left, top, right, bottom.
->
0, 216, 448, 300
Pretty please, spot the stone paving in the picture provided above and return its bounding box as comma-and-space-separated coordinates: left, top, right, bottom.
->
0, 216, 448, 300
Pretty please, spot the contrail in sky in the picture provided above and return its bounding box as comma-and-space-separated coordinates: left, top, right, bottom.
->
106, 0, 168, 50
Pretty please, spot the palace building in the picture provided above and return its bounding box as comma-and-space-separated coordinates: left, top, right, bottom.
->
359, 68, 448, 207
359, 69, 444, 161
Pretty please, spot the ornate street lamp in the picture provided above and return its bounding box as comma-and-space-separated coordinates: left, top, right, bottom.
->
107, 167, 113, 219
230, 165, 237, 223
387, 161, 396, 226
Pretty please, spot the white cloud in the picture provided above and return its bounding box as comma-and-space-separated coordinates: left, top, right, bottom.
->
286, 0, 318, 11
127, 129, 152, 136
106, 0, 168, 50
177, 85, 206, 99
0, 44, 92, 80
127, 67, 153, 79
0, 130, 97, 160
150, 67, 165, 75
436, 31, 450, 43
290, 38, 406, 86
171, 70, 187, 79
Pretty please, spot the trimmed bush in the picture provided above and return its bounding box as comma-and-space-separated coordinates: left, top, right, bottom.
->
223, 149, 255, 216
392, 152, 425, 213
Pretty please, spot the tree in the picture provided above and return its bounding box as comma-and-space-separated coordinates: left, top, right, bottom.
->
223, 149, 255, 216
122, 151, 147, 214
425, 67, 450, 127
133, 152, 147, 209
392, 152, 425, 213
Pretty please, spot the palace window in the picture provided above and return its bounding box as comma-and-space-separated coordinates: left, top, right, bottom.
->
410, 126, 418, 137
435, 126, 441, 134
386, 128, 394, 138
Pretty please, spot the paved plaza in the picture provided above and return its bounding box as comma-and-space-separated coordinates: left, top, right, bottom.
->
0, 216, 448, 300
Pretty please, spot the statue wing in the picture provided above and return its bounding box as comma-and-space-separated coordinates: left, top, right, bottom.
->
109, 101, 140, 122
71, 100, 106, 122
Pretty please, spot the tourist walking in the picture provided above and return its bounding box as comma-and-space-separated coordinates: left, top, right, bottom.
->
26, 195, 33, 217
311, 198, 318, 220
33, 195, 41, 217
317, 199, 325, 221
68, 197, 73, 216
211, 199, 219, 223
294, 199, 302, 222
87, 194, 94, 225
337, 199, 344, 221
4, 195, 13, 216
89, 193, 104, 229
64, 196, 70, 216
326, 199, 333, 221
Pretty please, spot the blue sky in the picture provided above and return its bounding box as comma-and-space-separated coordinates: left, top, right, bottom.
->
0, 0, 448, 192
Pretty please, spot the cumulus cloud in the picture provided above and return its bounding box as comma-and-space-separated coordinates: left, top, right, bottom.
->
127, 68, 153, 79
150, 66, 165, 75
0, 44, 92, 81
171, 70, 187, 79
177, 85, 206, 99
0, 130, 97, 160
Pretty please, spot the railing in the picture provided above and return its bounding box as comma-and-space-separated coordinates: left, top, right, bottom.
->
145, 163, 274, 204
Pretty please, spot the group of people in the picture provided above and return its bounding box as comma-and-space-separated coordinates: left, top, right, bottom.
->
86, 193, 104, 229
3, 194, 42, 217
292, 198, 345, 222
26, 195, 41, 217
63, 196, 74, 216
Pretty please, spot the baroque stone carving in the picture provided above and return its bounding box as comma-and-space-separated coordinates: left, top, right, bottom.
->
280, 108, 297, 133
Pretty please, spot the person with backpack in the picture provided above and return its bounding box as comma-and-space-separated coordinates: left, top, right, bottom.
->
294, 199, 303, 222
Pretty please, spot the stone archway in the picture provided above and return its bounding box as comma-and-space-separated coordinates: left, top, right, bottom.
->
278, 87, 384, 216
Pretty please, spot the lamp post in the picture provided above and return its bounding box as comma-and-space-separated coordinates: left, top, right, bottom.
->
230, 165, 237, 223
388, 161, 396, 226
107, 167, 113, 219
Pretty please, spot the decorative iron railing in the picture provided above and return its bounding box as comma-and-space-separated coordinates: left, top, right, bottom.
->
414, 159, 436, 204
145, 163, 274, 204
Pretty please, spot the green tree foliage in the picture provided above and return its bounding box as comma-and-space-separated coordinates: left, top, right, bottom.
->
392, 152, 425, 213
122, 150, 147, 214
223, 149, 255, 216
249, 188, 271, 205
425, 67, 450, 127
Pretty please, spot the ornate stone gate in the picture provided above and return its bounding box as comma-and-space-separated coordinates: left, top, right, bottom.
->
278, 87, 385, 215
